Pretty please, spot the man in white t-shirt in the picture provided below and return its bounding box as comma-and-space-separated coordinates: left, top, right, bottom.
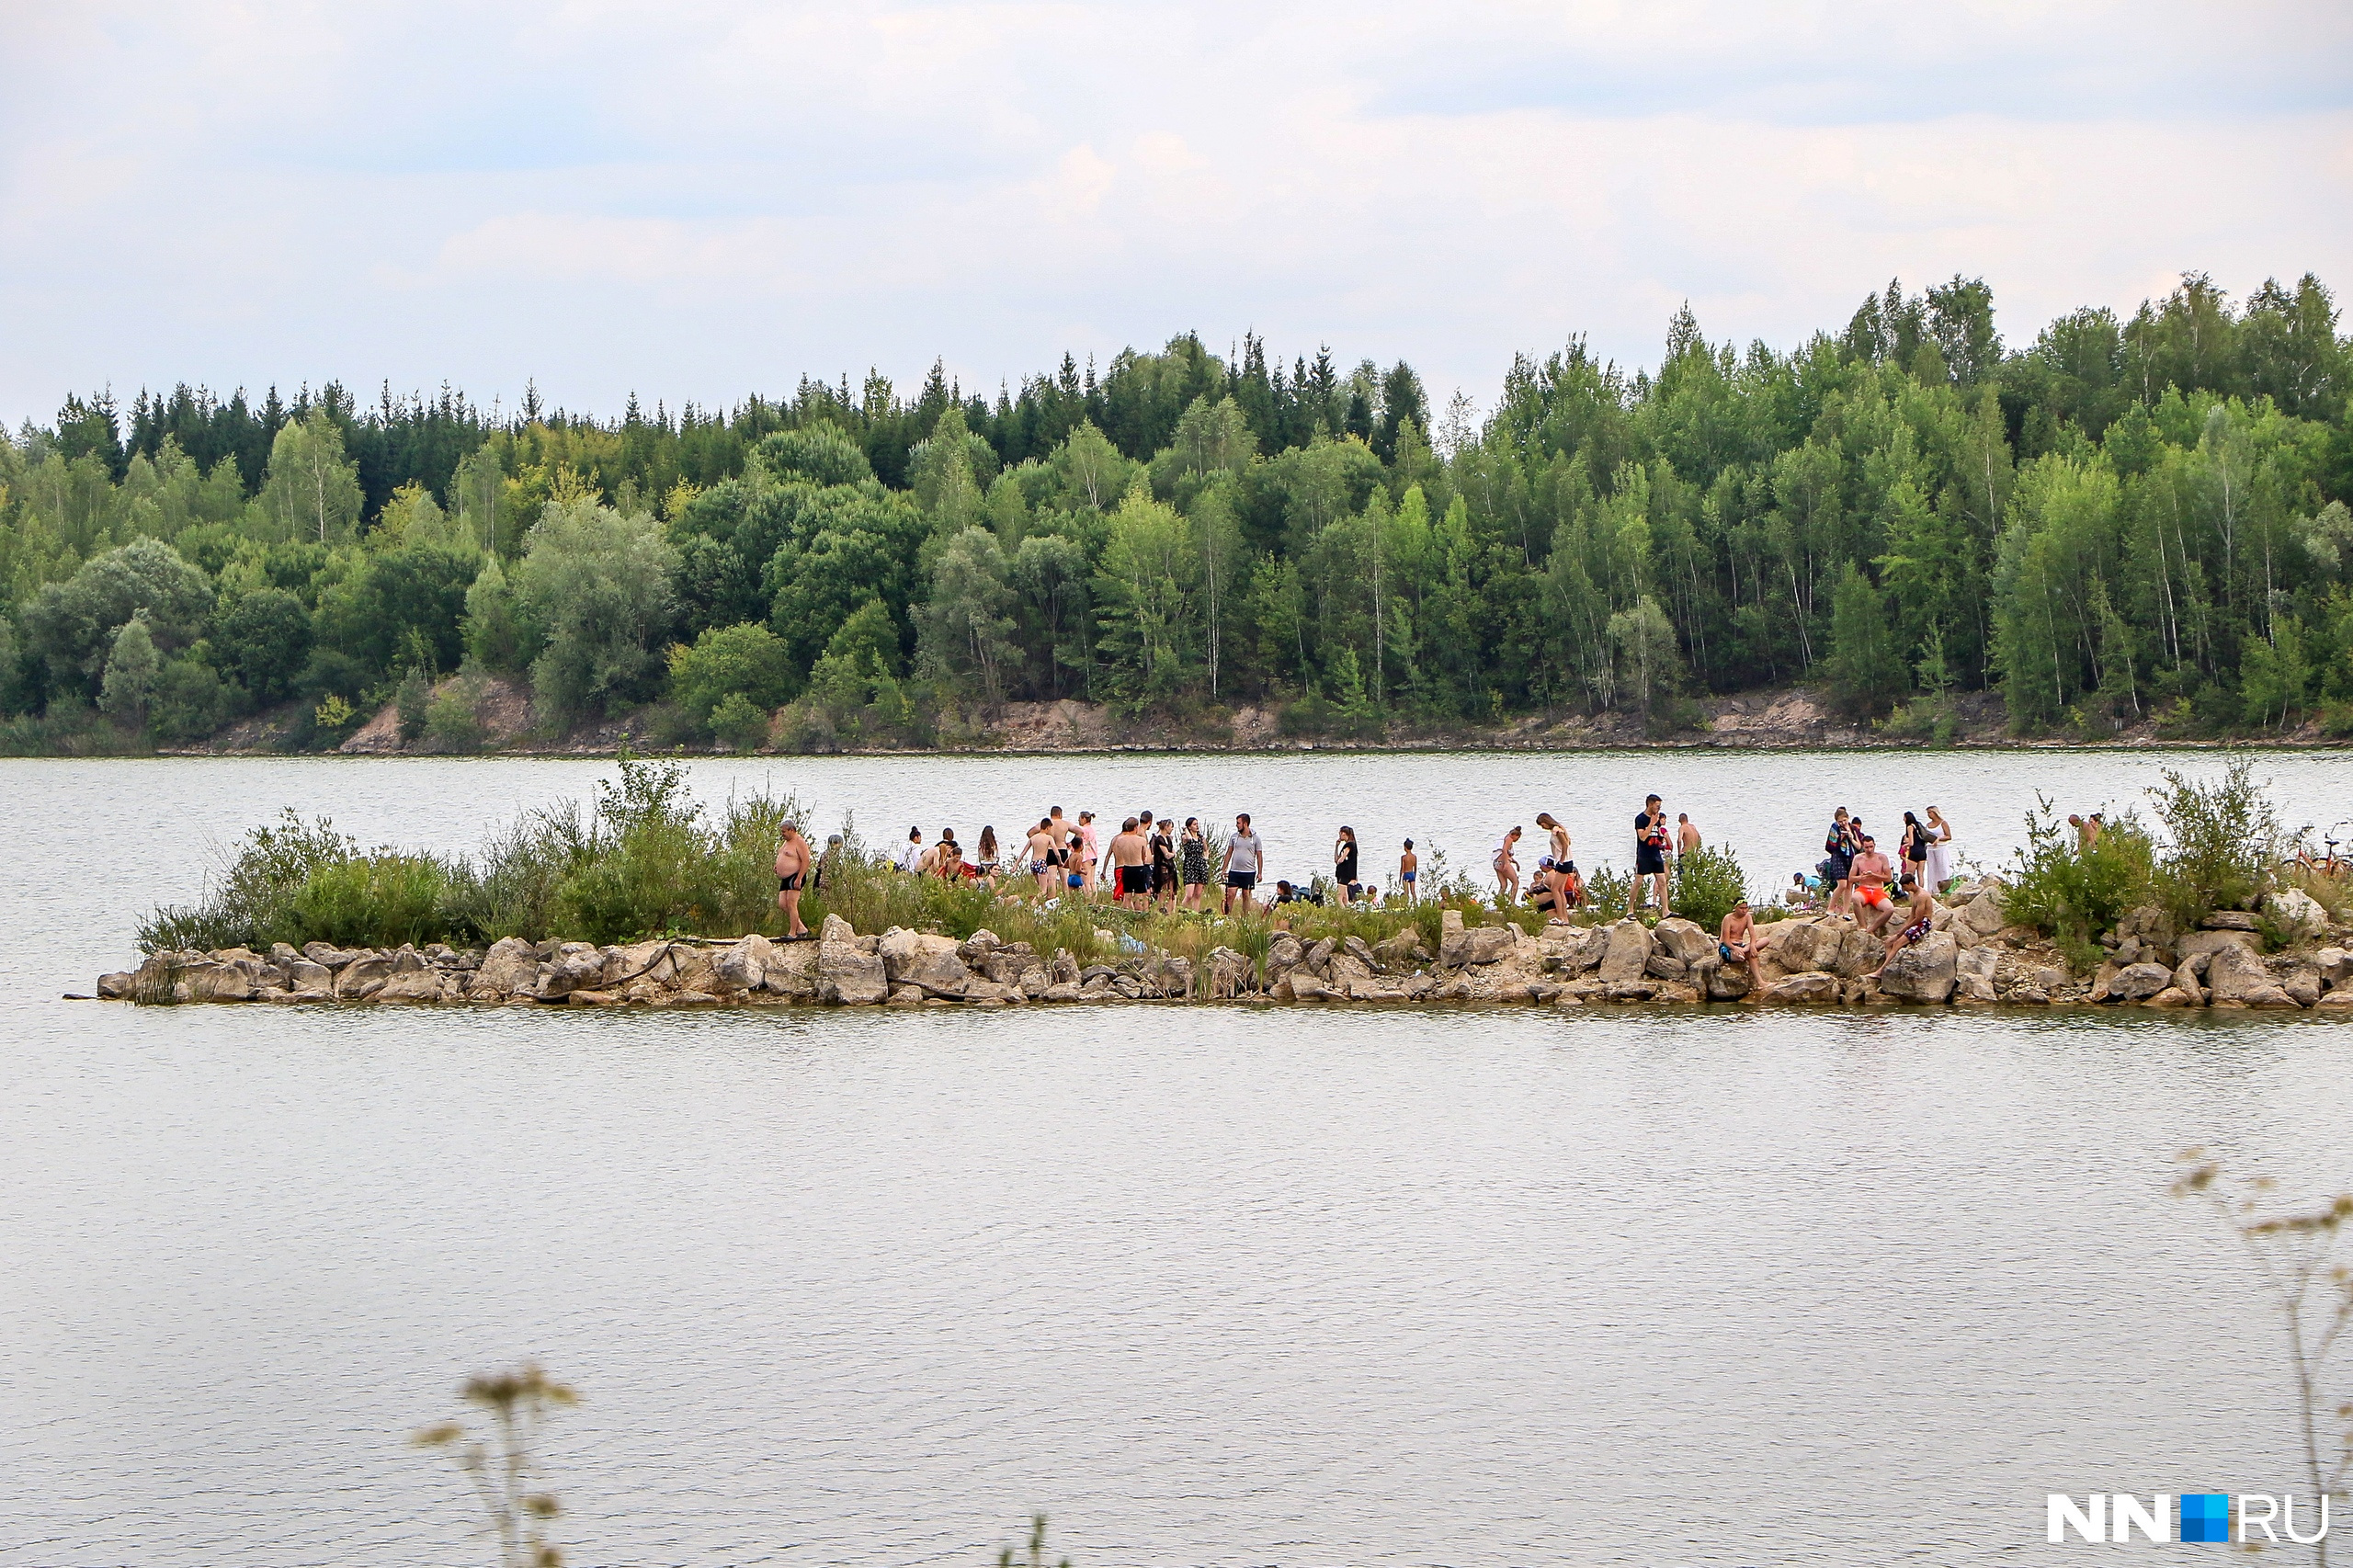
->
1222, 812, 1266, 915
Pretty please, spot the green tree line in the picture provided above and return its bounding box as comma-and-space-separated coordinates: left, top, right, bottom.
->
5, 271, 2351, 751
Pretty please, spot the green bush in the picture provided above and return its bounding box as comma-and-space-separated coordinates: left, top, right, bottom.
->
1584, 864, 1631, 920
1670, 843, 1750, 934
668, 622, 795, 732
290, 854, 453, 949
708, 692, 769, 751
152, 657, 236, 743
424, 675, 487, 753
2003, 795, 2155, 964
137, 809, 358, 951
395, 668, 432, 744
2148, 758, 2279, 928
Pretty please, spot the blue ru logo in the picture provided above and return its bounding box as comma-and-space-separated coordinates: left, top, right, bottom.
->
2180, 1494, 2232, 1544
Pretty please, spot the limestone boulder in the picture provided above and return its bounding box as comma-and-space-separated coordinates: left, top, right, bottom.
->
2265, 890, 2327, 939
1285, 971, 1332, 1002
534, 943, 607, 1000
1207, 946, 1253, 998
1700, 959, 1752, 1001
1265, 932, 1306, 981
187, 962, 256, 1002
301, 941, 369, 970
1953, 946, 1998, 1004
1597, 920, 1654, 982
818, 937, 887, 1005
2281, 965, 2323, 1008
762, 941, 819, 997
1764, 971, 1840, 1004
335, 955, 393, 1000
2169, 958, 2207, 1005
97, 971, 135, 999
285, 959, 334, 993
1877, 930, 1959, 1004
1652, 917, 1715, 966
1958, 889, 2009, 937
2314, 948, 2353, 992
376, 969, 449, 1003
821, 913, 856, 946
2107, 961, 2176, 1003
2206, 943, 2297, 1007
476, 937, 539, 994
1371, 929, 1428, 971
2200, 910, 2260, 931
1759, 918, 1822, 977
2143, 987, 2197, 1008
712, 935, 777, 993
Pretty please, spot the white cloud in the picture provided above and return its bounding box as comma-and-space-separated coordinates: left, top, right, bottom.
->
0, 0, 2347, 422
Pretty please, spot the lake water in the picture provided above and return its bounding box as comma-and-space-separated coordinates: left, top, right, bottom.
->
5, 750, 2353, 1567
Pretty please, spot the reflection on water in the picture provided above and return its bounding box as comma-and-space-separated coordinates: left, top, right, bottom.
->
2, 755, 2351, 1566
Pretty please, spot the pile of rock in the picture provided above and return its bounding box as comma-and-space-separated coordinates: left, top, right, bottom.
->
91, 879, 2353, 1012
96, 915, 1197, 1009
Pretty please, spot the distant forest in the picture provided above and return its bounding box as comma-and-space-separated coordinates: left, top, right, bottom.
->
4, 269, 2349, 752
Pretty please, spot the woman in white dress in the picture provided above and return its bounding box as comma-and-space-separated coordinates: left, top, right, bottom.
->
1924, 805, 1956, 891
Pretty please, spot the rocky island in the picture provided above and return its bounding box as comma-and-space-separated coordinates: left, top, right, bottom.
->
95, 877, 2353, 1013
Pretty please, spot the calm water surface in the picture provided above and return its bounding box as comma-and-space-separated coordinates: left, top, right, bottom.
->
5, 752, 2353, 1567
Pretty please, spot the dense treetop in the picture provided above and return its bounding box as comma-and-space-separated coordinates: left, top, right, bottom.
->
5, 270, 2349, 749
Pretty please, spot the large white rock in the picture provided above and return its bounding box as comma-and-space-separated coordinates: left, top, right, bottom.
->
1651, 917, 1715, 965
1597, 920, 1654, 982
2206, 943, 2296, 1007
713, 935, 777, 993
879, 927, 969, 995
476, 937, 539, 994
1877, 930, 1959, 1003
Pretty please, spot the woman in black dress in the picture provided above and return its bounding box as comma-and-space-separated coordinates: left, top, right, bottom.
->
1900, 811, 1930, 889
1334, 824, 1362, 903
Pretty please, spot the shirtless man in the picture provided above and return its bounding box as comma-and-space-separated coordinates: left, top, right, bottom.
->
1027, 818, 1058, 897
1869, 875, 1938, 978
1847, 833, 1896, 936
1677, 813, 1701, 855
1108, 816, 1153, 908
774, 821, 813, 939
1718, 897, 1761, 992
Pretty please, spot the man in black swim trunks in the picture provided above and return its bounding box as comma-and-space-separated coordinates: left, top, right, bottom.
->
1633, 793, 1670, 915
774, 821, 813, 939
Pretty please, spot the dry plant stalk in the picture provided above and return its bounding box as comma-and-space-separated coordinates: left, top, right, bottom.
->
2177, 1153, 2353, 1562
414, 1362, 578, 1568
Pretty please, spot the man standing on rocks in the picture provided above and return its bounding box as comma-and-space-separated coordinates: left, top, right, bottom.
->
775, 821, 813, 940
1633, 795, 1670, 915
1222, 812, 1266, 915
1677, 813, 1701, 854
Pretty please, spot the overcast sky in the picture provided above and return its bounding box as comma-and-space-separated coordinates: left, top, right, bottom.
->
4, 0, 2348, 430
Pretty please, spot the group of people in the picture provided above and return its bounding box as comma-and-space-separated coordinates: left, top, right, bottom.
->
1790, 804, 1963, 975
769, 790, 1973, 982
887, 809, 1277, 915
1488, 794, 1699, 919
